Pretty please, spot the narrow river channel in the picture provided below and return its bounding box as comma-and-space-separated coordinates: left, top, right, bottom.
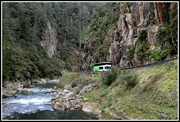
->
2, 82, 98, 120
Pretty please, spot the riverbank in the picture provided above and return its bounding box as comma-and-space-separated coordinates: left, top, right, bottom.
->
2, 59, 178, 120
83, 60, 178, 120
2, 81, 99, 120
55, 59, 178, 120
51, 72, 102, 119
2, 76, 102, 119
2, 78, 59, 98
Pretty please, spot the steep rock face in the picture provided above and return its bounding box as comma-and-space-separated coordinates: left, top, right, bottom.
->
109, 32, 121, 66
40, 21, 58, 57
154, 3, 164, 24
82, 2, 175, 70
112, 2, 170, 68
113, 2, 157, 67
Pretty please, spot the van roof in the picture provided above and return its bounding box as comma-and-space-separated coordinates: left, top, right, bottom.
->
94, 62, 111, 66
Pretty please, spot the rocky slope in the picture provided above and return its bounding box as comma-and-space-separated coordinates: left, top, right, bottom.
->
50, 72, 103, 119
51, 83, 102, 119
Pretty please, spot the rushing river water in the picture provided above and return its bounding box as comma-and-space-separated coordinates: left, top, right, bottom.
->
2, 82, 98, 120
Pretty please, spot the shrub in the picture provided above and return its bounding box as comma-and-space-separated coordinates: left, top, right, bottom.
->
71, 74, 90, 88
150, 50, 167, 61
117, 72, 138, 90
102, 66, 119, 86
137, 30, 147, 42
141, 72, 164, 91
57, 72, 80, 88
126, 46, 135, 60
100, 89, 108, 97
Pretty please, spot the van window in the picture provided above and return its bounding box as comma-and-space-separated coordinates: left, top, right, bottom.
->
99, 67, 103, 69
105, 66, 111, 69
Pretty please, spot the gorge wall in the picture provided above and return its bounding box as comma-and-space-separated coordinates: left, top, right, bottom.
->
80, 2, 177, 70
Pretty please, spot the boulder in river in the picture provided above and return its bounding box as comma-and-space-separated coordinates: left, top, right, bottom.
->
2, 102, 16, 104
44, 103, 52, 105
65, 91, 75, 99
52, 100, 67, 111
2, 89, 17, 98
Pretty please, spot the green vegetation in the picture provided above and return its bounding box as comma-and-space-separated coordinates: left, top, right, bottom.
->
3, 2, 177, 83
156, 3, 177, 54
57, 71, 100, 91
101, 66, 119, 86
126, 2, 177, 64
79, 3, 123, 63
114, 71, 138, 90
2, 2, 99, 82
55, 60, 178, 120
83, 60, 178, 120
57, 72, 80, 88
3, 40, 63, 80
127, 30, 150, 61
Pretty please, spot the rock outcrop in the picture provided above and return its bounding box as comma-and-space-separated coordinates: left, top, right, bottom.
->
51, 83, 102, 119
2, 78, 59, 98
40, 21, 58, 57
2, 81, 24, 97
81, 2, 176, 70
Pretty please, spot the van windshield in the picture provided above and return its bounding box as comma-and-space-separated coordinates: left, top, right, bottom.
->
99, 67, 103, 69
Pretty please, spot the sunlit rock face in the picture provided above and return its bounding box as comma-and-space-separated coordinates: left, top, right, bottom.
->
108, 3, 170, 67
82, 2, 174, 70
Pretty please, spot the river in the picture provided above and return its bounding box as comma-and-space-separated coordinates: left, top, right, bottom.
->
2, 82, 98, 120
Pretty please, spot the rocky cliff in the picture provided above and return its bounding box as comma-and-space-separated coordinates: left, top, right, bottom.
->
80, 2, 177, 70
40, 21, 58, 57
